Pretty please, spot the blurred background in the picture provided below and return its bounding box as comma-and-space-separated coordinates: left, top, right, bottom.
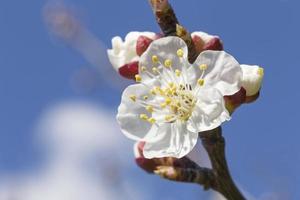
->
0, 0, 299, 199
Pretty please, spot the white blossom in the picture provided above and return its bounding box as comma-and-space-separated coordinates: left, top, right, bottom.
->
241, 64, 264, 96
107, 32, 156, 71
117, 37, 242, 158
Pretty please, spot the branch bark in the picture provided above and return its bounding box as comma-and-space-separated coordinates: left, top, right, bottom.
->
148, 0, 198, 63
200, 127, 245, 200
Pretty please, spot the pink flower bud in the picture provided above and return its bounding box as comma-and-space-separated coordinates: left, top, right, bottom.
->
192, 35, 205, 54
136, 36, 154, 56
118, 61, 139, 80
203, 37, 224, 51
134, 142, 157, 173
224, 87, 246, 114
134, 141, 200, 173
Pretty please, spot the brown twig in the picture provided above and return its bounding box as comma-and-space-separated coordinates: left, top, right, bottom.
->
148, 0, 197, 63
152, 128, 245, 199
199, 127, 245, 200
147, 1, 246, 199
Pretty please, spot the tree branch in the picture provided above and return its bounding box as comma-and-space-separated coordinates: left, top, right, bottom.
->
154, 166, 213, 189
148, 0, 198, 63
200, 127, 245, 200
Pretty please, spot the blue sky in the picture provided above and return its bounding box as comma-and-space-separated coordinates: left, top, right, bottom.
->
0, 0, 299, 199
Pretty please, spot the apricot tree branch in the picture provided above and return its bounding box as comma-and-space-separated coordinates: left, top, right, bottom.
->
148, 0, 198, 63
200, 127, 245, 200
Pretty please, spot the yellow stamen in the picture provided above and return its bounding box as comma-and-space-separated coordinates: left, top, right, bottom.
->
140, 114, 149, 121
148, 118, 156, 124
170, 105, 178, 112
143, 95, 148, 100
197, 79, 205, 86
165, 88, 172, 96
129, 95, 136, 102
168, 82, 175, 88
152, 67, 158, 74
146, 105, 154, 113
135, 74, 142, 82
155, 86, 164, 95
160, 102, 167, 108
152, 55, 159, 63
165, 97, 172, 105
165, 115, 174, 121
199, 64, 208, 71
164, 59, 172, 68
177, 49, 184, 57
257, 67, 264, 76
175, 69, 181, 77
140, 66, 146, 72
150, 88, 156, 95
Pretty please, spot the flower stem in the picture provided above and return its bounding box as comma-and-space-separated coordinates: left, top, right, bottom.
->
199, 127, 245, 200
148, 0, 198, 63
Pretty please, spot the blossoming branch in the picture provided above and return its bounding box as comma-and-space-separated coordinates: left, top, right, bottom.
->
107, 0, 264, 199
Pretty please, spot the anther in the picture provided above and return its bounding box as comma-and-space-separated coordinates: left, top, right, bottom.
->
140, 114, 149, 121
175, 69, 181, 77
164, 59, 172, 68
165, 115, 174, 122
129, 95, 136, 102
140, 66, 146, 72
143, 95, 148, 100
150, 88, 156, 95
135, 74, 142, 82
197, 79, 205, 86
152, 67, 159, 74
177, 49, 184, 57
146, 105, 154, 113
155, 86, 164, 95
152, 55, 159, 63
148, 118, 156, 124
168, 82, 175, 88
199, 64, 208, 71
257, 67, 264, 76
165, 97, 172, 105
160, 102, 167, 108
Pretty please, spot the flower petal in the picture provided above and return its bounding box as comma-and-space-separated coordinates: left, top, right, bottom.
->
190, 50, 242, 96
139, 37, 189, 82
143, 122, 198, 159
188, 88, 230, 133
241, 64, 264, 96
117, 83, 158, 141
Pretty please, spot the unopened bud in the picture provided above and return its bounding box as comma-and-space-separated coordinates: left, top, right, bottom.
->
134, 142, 157, 173
241, 65, 264, 96
133, 142, 201, 173
136, 36, 153, 56
192, 35, 205, 54
224, 88, 246, 114
203, 37, 224, 51
118, 61, 139, 80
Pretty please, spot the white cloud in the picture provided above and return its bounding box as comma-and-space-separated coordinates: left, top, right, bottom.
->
0, 100, 277, 200
35, 101, 119, 157
0, 101, 141, 200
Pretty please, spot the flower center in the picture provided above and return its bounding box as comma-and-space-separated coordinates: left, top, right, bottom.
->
162, 84, 196, 122
130, 48, 208, 125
